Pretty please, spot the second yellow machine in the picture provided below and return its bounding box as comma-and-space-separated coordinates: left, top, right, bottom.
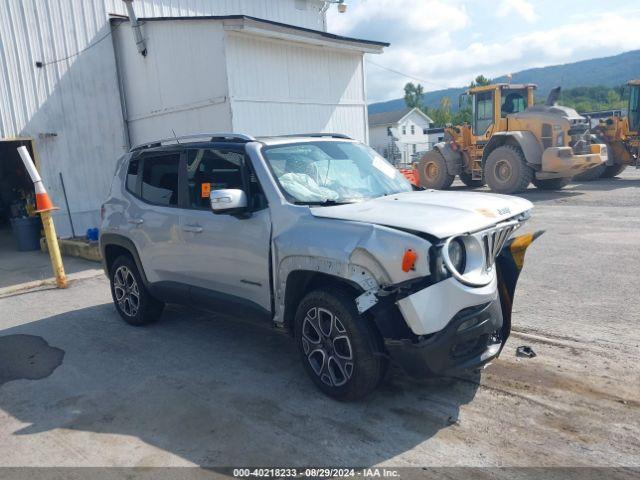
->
417, 84, 608, 194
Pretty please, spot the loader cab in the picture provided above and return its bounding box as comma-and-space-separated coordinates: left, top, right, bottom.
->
627, 80, 640, 133
469, 84, 536, 137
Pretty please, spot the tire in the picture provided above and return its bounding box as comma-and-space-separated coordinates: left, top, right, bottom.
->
294, 287, 387, 400
600, 163, 627, 179
417, 150, 455, 190
459, 171, 485, 188
532, 177, 571, 190
109, 255, 164, 326
484, 145, 533, 194
573, 163, 606, 181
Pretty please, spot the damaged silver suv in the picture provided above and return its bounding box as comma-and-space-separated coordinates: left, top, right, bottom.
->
100, 133, 539, 400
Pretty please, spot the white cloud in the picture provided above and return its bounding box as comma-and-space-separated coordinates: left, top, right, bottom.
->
328, 2, 640, 102
497, 0, 538, 23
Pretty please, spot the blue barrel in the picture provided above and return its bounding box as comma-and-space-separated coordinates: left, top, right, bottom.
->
10, 216, 43, 251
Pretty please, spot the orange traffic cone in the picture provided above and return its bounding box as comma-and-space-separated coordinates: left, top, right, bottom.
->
17, 146, 58, 213
17, 146, 66, 288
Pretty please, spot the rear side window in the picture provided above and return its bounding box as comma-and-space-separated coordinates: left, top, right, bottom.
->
140, 155, 180, 206
126, 158, 139, 193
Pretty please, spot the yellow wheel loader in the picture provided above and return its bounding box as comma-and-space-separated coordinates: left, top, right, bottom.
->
416, 84, 608, 194
576, 80, 640, 181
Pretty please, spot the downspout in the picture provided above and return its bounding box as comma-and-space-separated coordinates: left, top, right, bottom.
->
122, 0, 147, 56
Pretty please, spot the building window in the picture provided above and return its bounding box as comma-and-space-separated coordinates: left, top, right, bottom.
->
423, 128, 428, 134
402, 125, 406, 135
412, 144, 417, 154
410, 125, 415, 135
387, 127, 392, 136
383, 148, 388, 158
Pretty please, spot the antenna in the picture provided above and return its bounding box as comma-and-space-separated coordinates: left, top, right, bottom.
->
171, 129, 181, 144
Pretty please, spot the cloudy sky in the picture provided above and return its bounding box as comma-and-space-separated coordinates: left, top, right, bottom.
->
327, 0, 640, 103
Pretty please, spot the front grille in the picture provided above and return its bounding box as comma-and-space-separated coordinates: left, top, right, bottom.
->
479, 222, 518, 270
569, 123, 591, 154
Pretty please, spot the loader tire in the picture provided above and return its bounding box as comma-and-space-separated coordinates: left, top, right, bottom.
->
484, 146, 533, 194
459, 171, 485, 188
417, 150, 455, 190
600, 164, 627, 178
573, 163, 606, 181
532, 177, 571, 190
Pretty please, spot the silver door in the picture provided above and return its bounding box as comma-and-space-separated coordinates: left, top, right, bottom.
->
125, 151, 184, 285
177, 147, 272, 312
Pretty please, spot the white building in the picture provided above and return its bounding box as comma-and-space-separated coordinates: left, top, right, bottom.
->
368, 107, 433, 165
0, 0, 386, 241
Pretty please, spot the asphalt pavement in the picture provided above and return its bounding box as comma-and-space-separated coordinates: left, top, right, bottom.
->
0, 168, 638, 469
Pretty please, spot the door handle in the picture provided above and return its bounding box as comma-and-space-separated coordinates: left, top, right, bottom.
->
182, 225, 203, 233
128, 218, 144, 225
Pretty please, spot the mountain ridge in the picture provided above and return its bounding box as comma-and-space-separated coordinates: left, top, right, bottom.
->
368, 50, 640, 114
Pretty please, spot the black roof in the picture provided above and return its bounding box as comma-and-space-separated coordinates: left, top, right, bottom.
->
110, 14, 389, 47
368, 107, 412, 126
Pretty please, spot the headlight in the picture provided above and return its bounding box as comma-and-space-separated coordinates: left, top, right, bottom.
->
441, 237, 466, 277
448, 238, 465, 273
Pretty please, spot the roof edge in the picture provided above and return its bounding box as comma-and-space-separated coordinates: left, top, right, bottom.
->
109, 14, 390, 48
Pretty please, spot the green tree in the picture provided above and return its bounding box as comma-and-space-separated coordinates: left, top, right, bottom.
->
471, 75, 492, 87
431, 97, 453, 126
403, 82, 425, 109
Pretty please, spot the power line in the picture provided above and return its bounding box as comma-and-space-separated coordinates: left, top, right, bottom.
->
366, 59, 449, 89
40, 22, 124, 67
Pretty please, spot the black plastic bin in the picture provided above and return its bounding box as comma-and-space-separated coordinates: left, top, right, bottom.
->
10, 216, 42, 251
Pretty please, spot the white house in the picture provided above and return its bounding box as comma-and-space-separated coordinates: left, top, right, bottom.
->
0, 0, 387, 244
368, 107, 434, 165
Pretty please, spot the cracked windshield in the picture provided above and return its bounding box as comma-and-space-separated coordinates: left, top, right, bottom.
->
263, 141, 412, 204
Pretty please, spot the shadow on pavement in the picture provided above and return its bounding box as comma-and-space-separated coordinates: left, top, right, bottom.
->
0, 303, 480, 467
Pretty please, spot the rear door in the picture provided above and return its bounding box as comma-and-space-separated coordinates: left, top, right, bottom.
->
124, 150, 185, 286
176, 145, 272, 314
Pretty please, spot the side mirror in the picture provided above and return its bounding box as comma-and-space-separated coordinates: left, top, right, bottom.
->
210, 189, 247, 215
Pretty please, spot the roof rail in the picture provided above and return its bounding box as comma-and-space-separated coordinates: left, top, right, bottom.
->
283, 133, 353, 140
130, 132, 256, 152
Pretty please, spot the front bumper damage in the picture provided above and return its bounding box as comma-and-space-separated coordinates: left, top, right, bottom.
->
371, 231, 543, 377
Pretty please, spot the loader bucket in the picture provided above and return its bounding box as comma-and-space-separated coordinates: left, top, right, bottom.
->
495, 231, 544, 352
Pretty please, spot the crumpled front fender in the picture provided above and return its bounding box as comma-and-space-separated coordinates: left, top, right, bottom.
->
495, 231, 544, 352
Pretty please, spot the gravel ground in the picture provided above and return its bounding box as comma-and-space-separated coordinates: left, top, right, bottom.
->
0, 168, 638, 469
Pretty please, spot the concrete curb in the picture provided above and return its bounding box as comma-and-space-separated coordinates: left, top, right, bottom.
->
0, 268, 105, 299
40, 237, 102, 262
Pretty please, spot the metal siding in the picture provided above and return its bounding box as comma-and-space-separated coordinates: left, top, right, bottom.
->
113, 20, 233, 145
0, 0, 325, 237
226, 32, 367, 141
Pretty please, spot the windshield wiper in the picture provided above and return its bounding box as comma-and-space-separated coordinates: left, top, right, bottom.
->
294, 200, 354, 206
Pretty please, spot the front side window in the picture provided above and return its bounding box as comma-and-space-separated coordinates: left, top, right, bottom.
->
262, 141, 412, 205
186, 148, 266, 211
629, 85, 640, 132
140, 154, 180, 206
501, 89, 528, 117
186, 149, 244, 209
474, 91, 494, 135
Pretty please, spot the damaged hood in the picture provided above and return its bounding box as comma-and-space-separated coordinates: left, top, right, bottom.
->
310, 190, 533, 239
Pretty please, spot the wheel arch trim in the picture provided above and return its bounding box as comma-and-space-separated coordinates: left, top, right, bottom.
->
275, 255, 380, 332
482, 131, 543, 167
99, 233, 150, 288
